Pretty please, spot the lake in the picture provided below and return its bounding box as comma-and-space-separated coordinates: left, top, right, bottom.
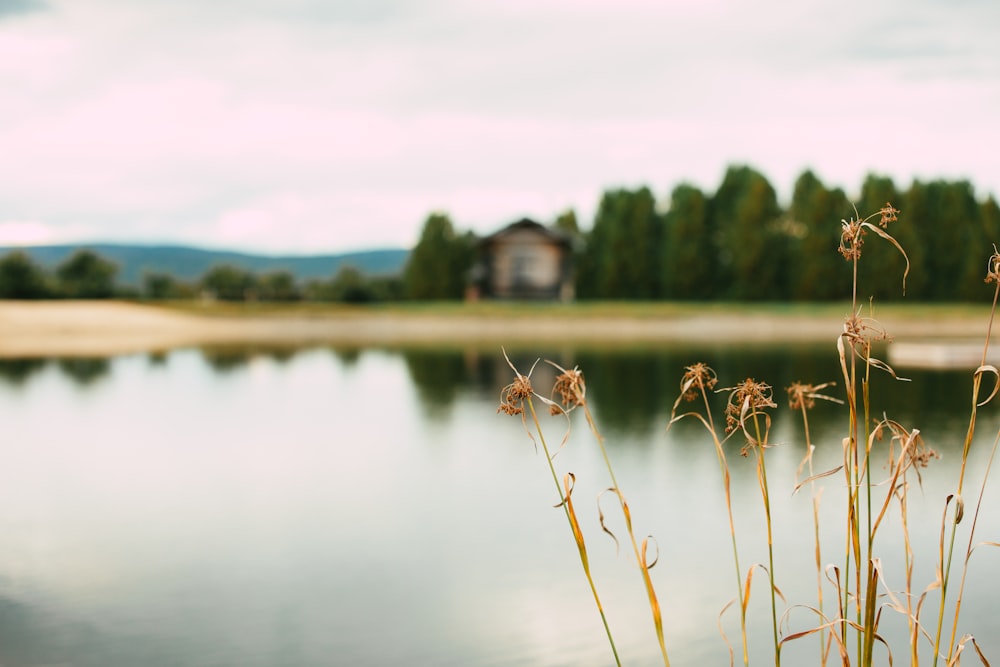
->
1, 342, 999, 666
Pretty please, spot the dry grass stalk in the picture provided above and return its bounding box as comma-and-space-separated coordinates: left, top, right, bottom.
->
497, 350, 622, 666
547, 360, 672, 667
499, 205, 1000, 667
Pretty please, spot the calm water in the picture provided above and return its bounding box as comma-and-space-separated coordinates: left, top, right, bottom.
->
1, 343, 999, 666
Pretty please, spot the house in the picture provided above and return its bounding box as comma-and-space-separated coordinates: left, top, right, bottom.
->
470, 218, 577, 301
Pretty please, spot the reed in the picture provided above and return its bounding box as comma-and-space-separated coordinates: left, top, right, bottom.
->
499, 205, 1000, 666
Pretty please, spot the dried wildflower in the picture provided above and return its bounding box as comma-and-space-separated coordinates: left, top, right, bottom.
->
787, 382, 816, 410
838, 202, 906, 281
498, 372, 532, 416
906, 433, 939, 470
839, 215, 865, 260
680, 362, 717, 402
787, 381, 841, 411
875, 420, 939, 484
551, 365, 586, 413
878, 202, 899, 228
723, 378, 776, 438
985, 245, 1000, 285
839, 307, 910, 381
497, 352, 536, 417
842, 311, 892, 346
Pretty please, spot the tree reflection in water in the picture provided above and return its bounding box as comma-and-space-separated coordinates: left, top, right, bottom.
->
56, 358, 111, 386
0, 358, 48, 386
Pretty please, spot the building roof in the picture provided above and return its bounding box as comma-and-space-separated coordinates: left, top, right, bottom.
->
478, 218, 575, 247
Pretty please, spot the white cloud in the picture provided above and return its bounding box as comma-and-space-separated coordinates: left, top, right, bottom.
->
0, 220, 57, 245
0, 0, 998, 252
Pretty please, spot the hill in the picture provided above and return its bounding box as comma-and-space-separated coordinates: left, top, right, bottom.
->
0, 244, 410, 287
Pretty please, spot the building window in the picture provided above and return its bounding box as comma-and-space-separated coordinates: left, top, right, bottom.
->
512, 253, 534, 285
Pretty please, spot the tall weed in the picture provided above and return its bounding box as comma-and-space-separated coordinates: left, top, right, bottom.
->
499, 206, 1000, 666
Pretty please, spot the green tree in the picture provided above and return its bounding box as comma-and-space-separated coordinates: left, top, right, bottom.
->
330, 265, 375, 303
919, 181, 982, 301
787, 170, 852, 301
973, 196, 1000, 292
578, 186, 663, 299
143, 272, 180, 300
0, 251, 51, 299
554, 209, 580, 236
368, 275, 404, 302
56, 250, 118, 299
981, 196, 1000, 245
403, 212, 472, 300
258, 270, 300, 301
710, 165, 785, 300
661, 183, 715, 299
200, 264, 257, 301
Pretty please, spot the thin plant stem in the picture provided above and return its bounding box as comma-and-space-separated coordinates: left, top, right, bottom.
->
749, 409, 781, 667
793, 395, 826, 666
699, 383, 748, 667
936, 268, 1000, 665
524, 395, 623, 667
547, 361, 671, 666
579, 398, 671, 667
669, 369, 747, 666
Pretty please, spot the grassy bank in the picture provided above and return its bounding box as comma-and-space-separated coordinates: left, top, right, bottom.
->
159, 298, 994, 323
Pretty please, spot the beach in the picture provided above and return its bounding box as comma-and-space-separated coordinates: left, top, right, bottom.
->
0, 300, 993, 359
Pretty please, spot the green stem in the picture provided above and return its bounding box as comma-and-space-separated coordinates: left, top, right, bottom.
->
526, 397, 622, 667
751, 410, 780, 667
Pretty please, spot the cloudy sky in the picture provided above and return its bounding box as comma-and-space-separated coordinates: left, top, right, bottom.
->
1, 0, 998, 254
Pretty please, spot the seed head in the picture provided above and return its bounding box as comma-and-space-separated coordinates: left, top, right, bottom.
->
723, 378, 776, 436
551, 366, 586, 412
878, 202, 900, 228
839, 216, 865, 260
985, 246, 1000, 285
680, 362, 717, 402
498, 373, 533, 416
787, 382, 816, 410
787, 381, 839, 411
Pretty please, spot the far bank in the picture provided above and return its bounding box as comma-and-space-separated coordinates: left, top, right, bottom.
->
0, 300, 994, 358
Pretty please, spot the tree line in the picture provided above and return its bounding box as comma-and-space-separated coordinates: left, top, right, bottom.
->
3, 164, 998, 303
406, 165, 1000, 302
0, 249, 404, 303
582, 166, 1000, 301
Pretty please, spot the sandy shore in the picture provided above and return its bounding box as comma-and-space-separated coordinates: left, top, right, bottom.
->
0, 300, 993, 359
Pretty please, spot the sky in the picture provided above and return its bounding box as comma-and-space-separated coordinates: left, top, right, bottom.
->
0, 0, 998, 255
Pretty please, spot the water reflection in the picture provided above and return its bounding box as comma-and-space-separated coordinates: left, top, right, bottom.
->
0, 358, 47, 385
330, 346, 362, 368
0, 357, 115, 387
199, 345, 301, 373
56, 358, 111, 386
0, 343, 998, 666
147, 351, 169, 367
0, 344, 987, 453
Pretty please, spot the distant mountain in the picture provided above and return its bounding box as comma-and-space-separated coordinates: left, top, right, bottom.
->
0, 244, 410, 287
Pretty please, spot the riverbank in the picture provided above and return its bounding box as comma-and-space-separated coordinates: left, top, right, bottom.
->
0, 300, 994, 359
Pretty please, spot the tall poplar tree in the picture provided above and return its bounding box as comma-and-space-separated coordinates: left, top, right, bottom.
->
787, 170, 851, 301
578, 187, 663, 299
927, 181, 982, 301
710, 165, 785, 300
403, 212, 471, 300
661, 183, 715, 299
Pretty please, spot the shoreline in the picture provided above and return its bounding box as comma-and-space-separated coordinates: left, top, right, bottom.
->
0, 300, 994, 360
